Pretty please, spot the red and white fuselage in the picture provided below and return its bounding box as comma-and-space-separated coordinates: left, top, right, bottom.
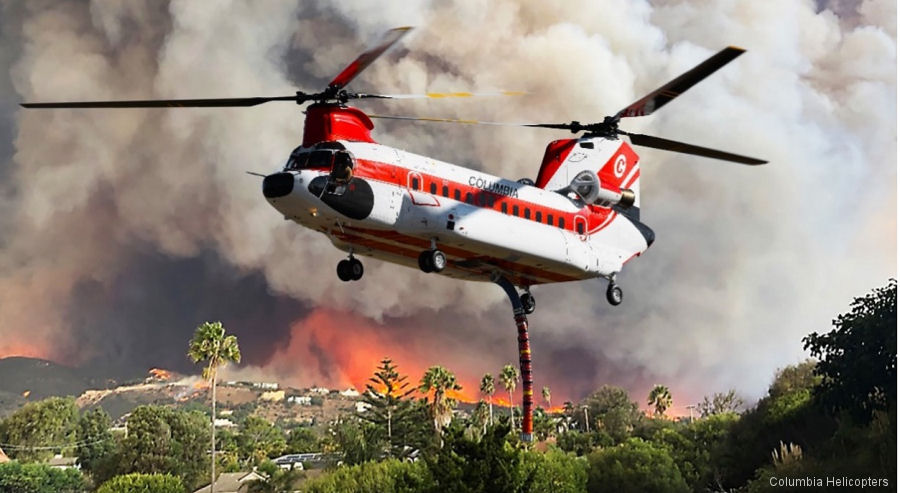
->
263, 105, 653, 287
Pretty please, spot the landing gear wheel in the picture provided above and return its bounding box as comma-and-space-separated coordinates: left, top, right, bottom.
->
337, 260, 353, 282
520, 292, 536, 314
430, 250, 447, 272
606, 283, 623, 306
418, 250, 446, 273
348, 258, 364, 281
418, 251, 433, 273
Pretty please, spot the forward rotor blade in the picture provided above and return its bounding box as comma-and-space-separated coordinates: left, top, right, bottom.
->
21, 95, 297, 109
328, 27, 412, 90
354, 90, 526, 100
615, 46, 745, 119
623, 131, 766, 165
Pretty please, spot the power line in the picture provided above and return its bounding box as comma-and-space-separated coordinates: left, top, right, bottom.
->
0, 436, 112, 451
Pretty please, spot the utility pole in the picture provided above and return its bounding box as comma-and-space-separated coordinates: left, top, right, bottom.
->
686, 404, 696, 424
582, 406, 590, 433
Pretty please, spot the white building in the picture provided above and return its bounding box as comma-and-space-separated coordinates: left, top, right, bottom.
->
288, 395, 312, 405
340, 388, 360, 398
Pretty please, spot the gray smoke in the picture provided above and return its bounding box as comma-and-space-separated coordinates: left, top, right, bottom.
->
0, 0, 894, 408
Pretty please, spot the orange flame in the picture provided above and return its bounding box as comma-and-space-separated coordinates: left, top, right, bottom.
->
148, 368, 174, 381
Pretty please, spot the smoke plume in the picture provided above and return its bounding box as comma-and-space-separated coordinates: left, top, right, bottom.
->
0, 0, 895, 408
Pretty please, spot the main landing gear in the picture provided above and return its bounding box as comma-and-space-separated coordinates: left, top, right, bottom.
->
606, 276, 623, 306
417, 249, 447, 273
519, 289, 536, 314
418, 239, 447, 274
337, 254, 364, 282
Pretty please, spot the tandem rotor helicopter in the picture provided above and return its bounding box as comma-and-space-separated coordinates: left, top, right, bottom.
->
23, 27, 766, 313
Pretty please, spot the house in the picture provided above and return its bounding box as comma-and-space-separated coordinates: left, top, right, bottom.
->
46, 454, 79, 470
193, 471, 266, 493
339, 388, 360, 398
0, 446, 9, 463
214, 418, 237, 428
308, 387, 330, 395
287, 395, 312, 405
259, 390, 285, 402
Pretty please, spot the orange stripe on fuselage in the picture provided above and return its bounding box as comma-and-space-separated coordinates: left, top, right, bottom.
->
337, 226, 583, 285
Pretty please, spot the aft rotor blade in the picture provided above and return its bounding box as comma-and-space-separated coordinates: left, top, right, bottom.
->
21, 95, 298, 109
354, 90, 526, 100
328, 27, 412, 90
615, 46, 745, 119
623, 131, 766, 165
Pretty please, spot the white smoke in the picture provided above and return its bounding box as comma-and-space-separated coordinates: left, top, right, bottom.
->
0, 0, 894, 404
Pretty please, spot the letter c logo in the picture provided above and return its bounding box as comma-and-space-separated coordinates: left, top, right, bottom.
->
614, 155, 627, 178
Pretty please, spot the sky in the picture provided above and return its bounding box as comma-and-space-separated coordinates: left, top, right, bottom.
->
0, 0, 895, 412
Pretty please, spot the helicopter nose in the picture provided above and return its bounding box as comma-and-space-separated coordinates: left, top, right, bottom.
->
262, 172, 294, 198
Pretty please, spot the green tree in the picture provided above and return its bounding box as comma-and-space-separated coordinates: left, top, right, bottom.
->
803, 279, 897, 422
0, 462, 85, 493
523, 448, 588, 493
331, 419, 386, 465
116, 405, 209, 490
425, 423, 531, 493
0, 397, 79, 462
76, 407, 116, 482
579, 385, 643, 442
360, 357, 421, 457
480, 373, 495, 426
697, 389, 744, 417
188, 320, 242, 492
499, 365, 519, 431
96, 472, 184, 493
286, 427, 320, 453
587, 437, 690, 493
301, 458, 430, 493
647, 385, 673, 417
238, 416, 286, 466
419, 366, 462, 443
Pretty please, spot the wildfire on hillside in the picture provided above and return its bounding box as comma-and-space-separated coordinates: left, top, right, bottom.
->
148, 368, 174, 381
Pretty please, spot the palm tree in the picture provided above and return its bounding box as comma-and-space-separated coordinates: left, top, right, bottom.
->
480, 373, 495, 426
188, 321, 241, 493
648, 384, 673, 417
542, 386, 552, 410
499, 364, 519, 431
419, 366, 462, 444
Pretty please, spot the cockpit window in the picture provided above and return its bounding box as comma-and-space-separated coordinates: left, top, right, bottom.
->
308, 150, 334, 168
285, 152, 309, 171
330, 151, 355, 183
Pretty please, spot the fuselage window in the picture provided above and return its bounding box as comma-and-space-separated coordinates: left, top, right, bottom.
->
524, 208, 531, 220
308, 150, 333, 168
501, 202, 508, 214
465, 193, 473, 204
547, 214, 554, 226
487, 195, 495, 208
454, 189, 461, 201
558, 217, 565, 229
430, 182, 437, 194
535, 211, 542, 223
512, 205, 520, 216
411, 177, 420, 190
442, 185, 449, 197
478, 194, 487, 206
576, 222, 585, 234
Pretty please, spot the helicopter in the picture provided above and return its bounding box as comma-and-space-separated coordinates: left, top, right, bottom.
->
22, 27, 766, 314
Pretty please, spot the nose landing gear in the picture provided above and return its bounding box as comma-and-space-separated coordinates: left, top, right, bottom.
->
337, 255, 364, 282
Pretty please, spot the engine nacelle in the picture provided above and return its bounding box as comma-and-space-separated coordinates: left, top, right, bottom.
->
564, 170, 635, 208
